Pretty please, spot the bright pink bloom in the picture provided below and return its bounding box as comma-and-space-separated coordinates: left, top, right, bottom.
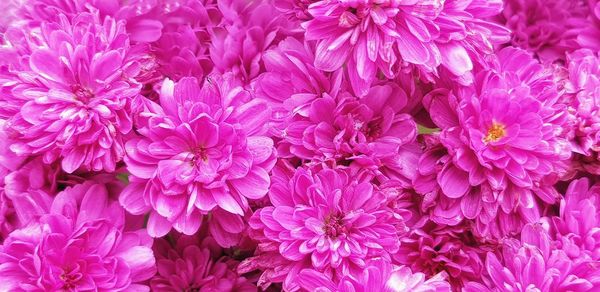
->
548, 178, 600, 263
297, 259, 451, 292
280, 81, 417, 179
498, 0, 587, 62
563, 49, 600, 174
242, 162, 402, 290
303, 0, 510, 96
465, 224, 600, 291
120, 74, 275, 238
1, 13, 143, 173
0, 180, 156, 291
394, 220, 492, 289
151, 234, 256, 291
422, 47, 571, 238
210, 0, 287, 83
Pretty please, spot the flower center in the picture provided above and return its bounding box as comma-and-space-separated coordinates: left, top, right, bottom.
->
59, 268, 81, 290
483, 122, 506, 143
191, 147, 209, 164
71, 84, 94, 103
323, 213, 347, 238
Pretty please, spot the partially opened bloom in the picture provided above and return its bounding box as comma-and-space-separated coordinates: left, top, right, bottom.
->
120, 74, 275, 238
151, 234, 256, 291
297, 259, 451, 292
0, 180, 156, 291
422, 47, 571, 238
303, 0, 510, 96
1, 13, 142, 173
242, 162, 402, 290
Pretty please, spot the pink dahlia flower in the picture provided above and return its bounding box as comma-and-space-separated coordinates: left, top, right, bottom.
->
242, 162, 402, 290
151, 234, 256, 291
498, 0, 587, 62
303, 0, 510, 96
548, 178, 600, 263
1, 13, 143, 173
120, 74, 276, 238
297, 259, 451, 292
422, 47, 571, 238
0, 180, 156, 291
281, 81, 417, 176
562, 49, 600, 174
465, 224, 600, 291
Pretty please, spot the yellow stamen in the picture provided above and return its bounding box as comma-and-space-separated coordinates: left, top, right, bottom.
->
483, 122, 506, 143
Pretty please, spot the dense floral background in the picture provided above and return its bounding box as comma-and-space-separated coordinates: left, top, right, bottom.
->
0, 0, 599, 291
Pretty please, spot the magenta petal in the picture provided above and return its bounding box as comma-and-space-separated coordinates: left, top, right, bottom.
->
438, 165, 469, 198
230, 167, 270, 200
147, 212, 172, 237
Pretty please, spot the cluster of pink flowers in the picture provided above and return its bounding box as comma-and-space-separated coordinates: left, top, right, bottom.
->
1, 0, 600, 291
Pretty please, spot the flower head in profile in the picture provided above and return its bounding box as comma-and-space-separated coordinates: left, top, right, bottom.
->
302, 0, 510, 96
151, 233, 256, 292
1, 13, 143, 173
0, 180, 156, 291
422, 47, 571, 238
241, 162, 402, 290
120, 74, 275, 239
297, 259, 451, 292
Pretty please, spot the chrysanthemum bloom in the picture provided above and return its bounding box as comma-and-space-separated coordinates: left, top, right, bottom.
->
1, 13, 143, 173
421, 47, 571, 238
297, 259, 451, 292
562, 49, 600, 174
572, 0, 600, 51
302, 0, 510, 96
151, 234, 256, 291
210, 0, 287, 83
242, 162, 402, 290
548, 178, 600, 263
120, 74, 275, 238
0, 180, 156, 291
498, 0, 587, 62
464, 224, 600, 291
281, 81, 417, 176
394, 220, 492, 289
253, 36, 338, 135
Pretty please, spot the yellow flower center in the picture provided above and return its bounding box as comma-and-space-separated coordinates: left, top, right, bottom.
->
483, 122, 506, 143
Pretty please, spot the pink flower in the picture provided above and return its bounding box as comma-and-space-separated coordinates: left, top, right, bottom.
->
210, 0, 287, 83
394, 220, 493, 289
303, 0, 509, 96
151, 234, 256, 291
549, 178, 600, 263
242, 162, 402, 290
498, 0, 587, 62
1, 13, 143, 173
297, 259, 451, 292
120, 74, 276, 238
0, 180, 156, 291
280, 81, 417, 178
422, 47, 571, 238
562, 49, 600, 174
465, 224, 600, 291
